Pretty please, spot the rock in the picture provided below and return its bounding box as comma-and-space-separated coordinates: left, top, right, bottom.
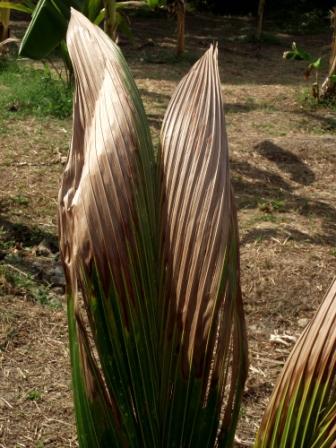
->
298, 318, 309, 328
36, 240, 52, 257
48, 264, 66, 286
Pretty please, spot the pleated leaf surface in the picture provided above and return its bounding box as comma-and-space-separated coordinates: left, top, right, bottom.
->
255, 279, 336, 448
59, 9, 159, 447
59, 10, 248, 448
159, 45, 248, 447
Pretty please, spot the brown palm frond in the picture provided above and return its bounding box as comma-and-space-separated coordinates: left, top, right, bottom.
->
255, 279, 336, 447
159, 45, 248, 446
59, 10, 247, 447
59, 9, 159, 446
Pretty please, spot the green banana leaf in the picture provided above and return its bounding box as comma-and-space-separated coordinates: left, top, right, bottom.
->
0, 2, 33, 14
19, 0, 160, 60
19, 0, 79, 58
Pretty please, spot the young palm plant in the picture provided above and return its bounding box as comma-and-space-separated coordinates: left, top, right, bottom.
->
255, 279, 336, 448
58, 9, 336, 448
59, 9, 248, 447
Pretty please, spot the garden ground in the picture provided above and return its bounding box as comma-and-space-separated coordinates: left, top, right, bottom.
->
0, 11, 336, 447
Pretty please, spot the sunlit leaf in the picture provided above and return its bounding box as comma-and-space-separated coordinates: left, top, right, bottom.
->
283, 41, 313, 61
255, 279, 336, 448
59, 9, 247, 448
310, 57, 322, 70
0, 2, 32, 14
59, 9, 158, 447
159, 44, 248, 447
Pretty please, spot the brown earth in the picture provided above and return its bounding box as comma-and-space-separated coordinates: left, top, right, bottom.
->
1, 11, 336, 448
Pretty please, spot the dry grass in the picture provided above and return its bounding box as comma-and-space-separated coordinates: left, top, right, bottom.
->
1, 12, 336, 447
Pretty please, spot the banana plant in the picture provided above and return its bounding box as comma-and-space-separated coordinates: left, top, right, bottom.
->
0, 0, 36, 43
58, 9, 248, 447
283, 42, 324, 99
15, 0, 161, 60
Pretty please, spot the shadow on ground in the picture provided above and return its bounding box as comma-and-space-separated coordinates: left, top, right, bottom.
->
231, 140, 336, 246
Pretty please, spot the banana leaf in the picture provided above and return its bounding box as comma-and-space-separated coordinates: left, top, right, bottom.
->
19, 0, 79, 58
255, 279, 336, 448
0, 2, 33, 14
19, 0, 160, 60
0, 0, 73, 57
59, 9, 247, 447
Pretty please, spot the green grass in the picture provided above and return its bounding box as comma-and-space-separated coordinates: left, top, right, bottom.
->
26, 389, 42, 401
258, 199, 286, 213
0, 262, 62, 308
35, 443, 45, 448
247, 212, 286, 226
298, 88, 336, 114
258, 214, 279, 223
255, 122, 287, 137
0, 226, 15, 251
11, 194, 30, 206
0, 58, 73, 119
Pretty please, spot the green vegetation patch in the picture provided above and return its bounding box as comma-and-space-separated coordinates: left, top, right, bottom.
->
0, 58, 73, 119
0, 261, 62, 309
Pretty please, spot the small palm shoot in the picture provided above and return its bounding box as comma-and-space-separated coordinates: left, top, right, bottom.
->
59, 9, 336, 448
255, 279, 336, 448
59, 9, 248, 448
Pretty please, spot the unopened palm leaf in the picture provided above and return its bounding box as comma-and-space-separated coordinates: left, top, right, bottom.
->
59, 9, 247, 447
255, 279, 336, 448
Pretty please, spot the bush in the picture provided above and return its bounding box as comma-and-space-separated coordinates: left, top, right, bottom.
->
0, 58, 72, 119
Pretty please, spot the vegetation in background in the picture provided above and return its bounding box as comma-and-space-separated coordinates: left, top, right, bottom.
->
256, 0, 266, 41
284, 10, 336, 104
167, 0, 185, 55
0, 58, 72, 118
189, 0, 334, 16
320, 7, 336, 97
0, 0, 184, 80
283, 42, 324, 100
0, 7, 9, 42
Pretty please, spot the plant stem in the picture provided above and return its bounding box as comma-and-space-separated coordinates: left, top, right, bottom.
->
256, 0, 266, 41
176, 0, 185, 57
104, 0, 117, 41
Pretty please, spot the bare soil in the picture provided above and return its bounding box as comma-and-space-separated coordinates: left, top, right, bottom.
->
1, 12, 336, 448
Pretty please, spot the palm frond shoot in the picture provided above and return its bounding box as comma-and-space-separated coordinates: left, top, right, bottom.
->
255, 279, 336, 448
58, 9, 248, 447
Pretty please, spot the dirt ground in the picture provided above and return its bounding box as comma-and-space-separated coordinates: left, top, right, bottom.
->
1, 11, 336, 448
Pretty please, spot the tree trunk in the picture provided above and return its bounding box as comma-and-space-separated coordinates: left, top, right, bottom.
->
176, 0, 185, 57
256, 0, 266, 41
104, 0, 117, 41
321, 7, 336, 99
